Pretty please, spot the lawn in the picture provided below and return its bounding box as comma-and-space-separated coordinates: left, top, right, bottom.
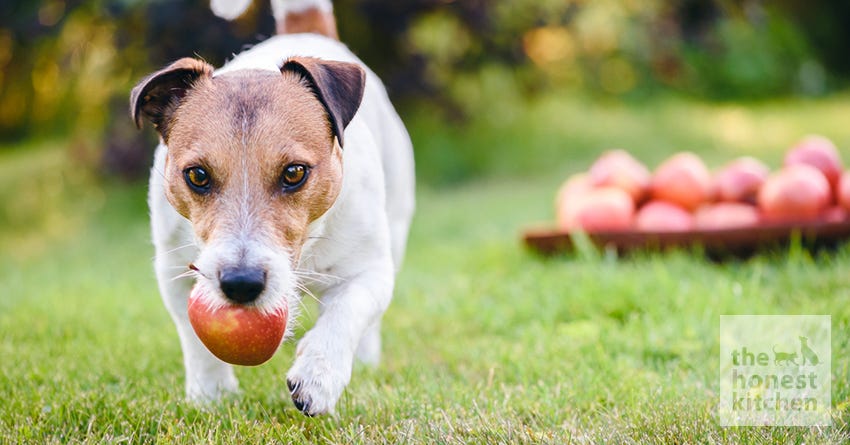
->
2, 94, 850, 443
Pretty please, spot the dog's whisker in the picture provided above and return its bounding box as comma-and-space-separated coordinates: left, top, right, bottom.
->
152, 164, 167, 181
291, 295, 314, 321
294, 268, 341, 279
170, 270, 198, 282
293, 252, 340, 277
295, 303, 314, 323
295, 283, 324, 312
306, 236, 334, 243
295, 282, 323, 306
151, 244, 197, 263
161, 243, 197, 255
296, 277, 335, 288
294, 276, 333, 287
293, 270, 340, 285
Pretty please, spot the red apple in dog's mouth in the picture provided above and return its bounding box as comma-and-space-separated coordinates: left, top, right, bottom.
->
188, 285, 287, 366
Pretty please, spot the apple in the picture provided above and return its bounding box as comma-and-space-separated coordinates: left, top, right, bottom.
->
837, 171, 850, 211
822, 206, 848, 223
555, 173, 594, 228
635, 200, 694, 232
713, 156, 770, 204
188, 285, 287, 366
651, 152, 713, 210
694, 202, 760, 230
559, 186, 634, 232
784, 135, 843, 188
757, 164, 831, 223
588, 149, 651, 202
555, 173, 592, 203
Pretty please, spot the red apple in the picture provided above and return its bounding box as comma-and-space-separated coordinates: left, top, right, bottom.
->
635, 200, 694, 232
588, 149, 651, 202
784, 135, 843, 188
694, 202, 760, 230
555, 173, 594, 230
651, 152, 713, 210
559, 186, 634, 232
837, 171, 850, 211
822, 206, 848, 223
757, 164, 831, 223
713, 156, 770, 204
188, 286, 287, 366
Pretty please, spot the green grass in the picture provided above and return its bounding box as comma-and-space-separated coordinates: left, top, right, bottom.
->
3, 95, 850, 443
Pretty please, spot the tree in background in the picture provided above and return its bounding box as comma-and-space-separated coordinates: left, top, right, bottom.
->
0, 0, 848, 177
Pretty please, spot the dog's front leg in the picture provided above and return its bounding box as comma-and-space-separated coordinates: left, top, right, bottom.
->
150, 147, 239, 403
154, 233, 241, 404
286, 267, 393, 416
156, 270, 240, 402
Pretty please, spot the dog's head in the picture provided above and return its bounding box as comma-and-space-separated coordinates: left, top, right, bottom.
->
131, 57, 365, 312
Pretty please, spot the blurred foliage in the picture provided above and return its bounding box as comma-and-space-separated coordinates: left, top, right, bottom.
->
1, 0, 849, 182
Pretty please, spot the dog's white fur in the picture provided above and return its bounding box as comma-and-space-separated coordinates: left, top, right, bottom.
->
149, 32, 414, 415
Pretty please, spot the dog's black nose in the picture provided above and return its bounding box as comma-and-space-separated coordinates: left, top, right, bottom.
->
219, 267, 266, 303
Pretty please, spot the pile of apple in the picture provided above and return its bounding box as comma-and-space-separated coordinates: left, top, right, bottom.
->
556, 135, 850, 232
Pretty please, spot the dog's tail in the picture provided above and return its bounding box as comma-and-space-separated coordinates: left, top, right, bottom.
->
210, 0, 338, 39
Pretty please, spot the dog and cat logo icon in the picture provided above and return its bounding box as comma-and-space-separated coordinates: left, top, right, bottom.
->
730, 335, 822, 369
772, 336, 820, 366
720, 315, 831, 426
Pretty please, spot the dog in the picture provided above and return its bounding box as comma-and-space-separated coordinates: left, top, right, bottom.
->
130, 0, 415, 416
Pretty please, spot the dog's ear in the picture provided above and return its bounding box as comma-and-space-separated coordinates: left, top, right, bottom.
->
281, 57, 366, 148
130, 58, 215, 138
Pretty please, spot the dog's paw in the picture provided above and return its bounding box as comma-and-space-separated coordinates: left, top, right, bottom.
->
286, 348, 351, 416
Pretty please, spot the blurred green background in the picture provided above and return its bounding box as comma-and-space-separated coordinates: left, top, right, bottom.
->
3, 0, 850, 253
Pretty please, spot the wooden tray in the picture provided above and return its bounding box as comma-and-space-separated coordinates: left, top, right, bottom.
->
523, 219, 850, 258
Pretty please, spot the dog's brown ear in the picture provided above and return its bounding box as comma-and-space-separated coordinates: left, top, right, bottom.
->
130, 58, 214, 138
281, 57, 366, 148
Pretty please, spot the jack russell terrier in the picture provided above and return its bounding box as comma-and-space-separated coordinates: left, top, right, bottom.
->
130, 0, 415, 416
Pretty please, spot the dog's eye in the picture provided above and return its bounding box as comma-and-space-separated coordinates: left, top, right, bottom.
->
280, 164, 309, 190
184, 167, 211, 192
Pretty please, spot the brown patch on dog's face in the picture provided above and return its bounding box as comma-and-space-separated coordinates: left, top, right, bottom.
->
163, 69, 343, 260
